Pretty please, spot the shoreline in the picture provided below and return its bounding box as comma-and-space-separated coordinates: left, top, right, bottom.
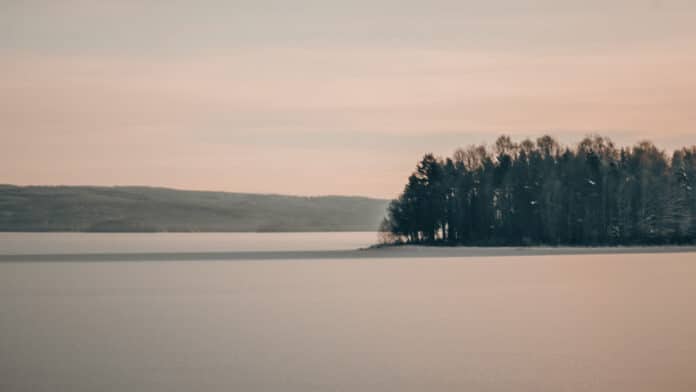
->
1, 245, 695, 262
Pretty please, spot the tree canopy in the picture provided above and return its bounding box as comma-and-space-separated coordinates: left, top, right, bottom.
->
383, 135, 696, 246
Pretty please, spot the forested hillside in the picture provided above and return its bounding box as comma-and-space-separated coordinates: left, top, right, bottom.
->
0, 186, 388, 232
383, 135, 696, 245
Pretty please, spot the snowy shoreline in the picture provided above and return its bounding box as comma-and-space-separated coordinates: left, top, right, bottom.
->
1, 245, 695, 262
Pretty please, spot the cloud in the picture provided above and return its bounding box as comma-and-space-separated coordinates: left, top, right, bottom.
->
2, 1, 696, 196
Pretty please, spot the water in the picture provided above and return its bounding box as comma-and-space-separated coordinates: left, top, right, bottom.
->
0, 232, 379, 254
1, 233, 696, 391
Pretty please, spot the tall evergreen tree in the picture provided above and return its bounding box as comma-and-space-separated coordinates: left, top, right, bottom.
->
384, 135, 696, 246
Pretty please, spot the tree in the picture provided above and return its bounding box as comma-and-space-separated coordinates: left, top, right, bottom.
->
384, 135, 696, 246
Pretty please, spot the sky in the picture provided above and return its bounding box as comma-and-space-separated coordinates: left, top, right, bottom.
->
2, 0, 696, 199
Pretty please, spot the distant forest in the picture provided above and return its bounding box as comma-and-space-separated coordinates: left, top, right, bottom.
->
0, 186, 388, 232
382, 135, 696, 245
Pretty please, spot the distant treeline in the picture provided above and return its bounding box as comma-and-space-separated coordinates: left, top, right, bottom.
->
0, 186, 388, 232
382, 135, 696, 245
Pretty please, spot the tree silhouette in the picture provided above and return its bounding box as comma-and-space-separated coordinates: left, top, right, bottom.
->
384, 135, 696, 246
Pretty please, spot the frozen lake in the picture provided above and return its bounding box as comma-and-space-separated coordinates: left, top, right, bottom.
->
0, 232, 380, 254
1, 233, 696, 391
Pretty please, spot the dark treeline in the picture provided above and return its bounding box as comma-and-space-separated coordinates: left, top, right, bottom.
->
382, 135, 696, 246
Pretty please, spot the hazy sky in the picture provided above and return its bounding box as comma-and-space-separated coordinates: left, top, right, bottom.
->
2, 1, 696, 198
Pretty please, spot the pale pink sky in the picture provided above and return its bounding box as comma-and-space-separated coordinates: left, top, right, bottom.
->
2, 1, 696, 198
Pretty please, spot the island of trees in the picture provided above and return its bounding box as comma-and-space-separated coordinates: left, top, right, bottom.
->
382, 135, 696, 246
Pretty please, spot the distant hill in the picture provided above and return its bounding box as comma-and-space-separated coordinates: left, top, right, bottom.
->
0, 185, 389, 232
